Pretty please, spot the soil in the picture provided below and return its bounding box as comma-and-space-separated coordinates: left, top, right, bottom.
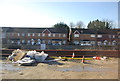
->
1, 58, 118, 79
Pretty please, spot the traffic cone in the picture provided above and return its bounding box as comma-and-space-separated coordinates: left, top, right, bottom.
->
72, 52, 75, 58
81, 56, 85, 63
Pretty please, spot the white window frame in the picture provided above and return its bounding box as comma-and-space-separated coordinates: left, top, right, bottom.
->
97, 41, 102, 46
42, 33, 45, 37
22, 40, 25, 43
32, 33, 35, 36
42, 40, 45, 44
59, 34, 61, 37
112, 40, 116, 45
28, 33, 30, 36
91, 34, 95, 37
17, 41, 20, 45
38, 33, 40, 36
22, 33, 25, 36
113, 35, 115, 38
17, 33, 20, 36
53, 34, 55, 37
97, 35, 102, 38
11, 40, 14, 43
74, 34, 79, 37
48, 34, 51, 37
27, 40, 30, 44
74, 40, 79, 45
108, 42, 111, 45
63, 40, 66, 44
63, 34, 66, 37
48, 40, 51, 44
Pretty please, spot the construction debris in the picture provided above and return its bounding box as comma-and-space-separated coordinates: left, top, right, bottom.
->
93, 56, 108, 60
8, 49, 27, 62
8, 49, 49, 66
17, 57, 36, 65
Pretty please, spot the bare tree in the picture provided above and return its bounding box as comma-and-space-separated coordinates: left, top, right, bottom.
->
76, 21, 84, 29
102, 19, 114, 29
69, 22, 75, 28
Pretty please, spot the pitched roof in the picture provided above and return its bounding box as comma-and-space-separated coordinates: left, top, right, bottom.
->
72, 29, 96, 34
2, 27, 67, 33
71, 28, 118, 34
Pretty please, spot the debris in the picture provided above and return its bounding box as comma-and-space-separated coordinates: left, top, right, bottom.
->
8, 49, 27, 62
93, 56, 108, 60
8, 50, 49, 66
34, 51, 48, 62
26, 50, 37, 59
17, 57, 35, 66
19, 72, 23, 75
14, 52, 26, 62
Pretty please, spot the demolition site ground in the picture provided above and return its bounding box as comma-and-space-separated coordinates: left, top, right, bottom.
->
1, 57, 118, 79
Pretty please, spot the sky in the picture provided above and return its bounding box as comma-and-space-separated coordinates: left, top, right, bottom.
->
0, 0, 119, 28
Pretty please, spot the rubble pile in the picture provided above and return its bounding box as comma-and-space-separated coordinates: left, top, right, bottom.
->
8, 49, 48, 65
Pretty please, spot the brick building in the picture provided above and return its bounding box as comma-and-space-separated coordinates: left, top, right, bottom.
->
2, 27, 68, 46
1, 27, 120, 49
71, 28, 119, 46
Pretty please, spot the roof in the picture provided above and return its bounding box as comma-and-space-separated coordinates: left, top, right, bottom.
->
2, 27, 118, 34
71, 28, 118, 34
2, 27, 68, 33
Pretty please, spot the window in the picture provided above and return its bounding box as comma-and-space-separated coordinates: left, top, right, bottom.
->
91, 41, 95, 45
38, 39, 41, 41
22, 33, 25, 36
97, 42, 102, 46
63, 41, 66, 44
31, 39, 34, 41
108, 42, 111, 45
37, 39, 41, 45
74, 41, 79, 45
27, 40, 30, 44
112, 40, 116, 45
32, 33, 35, 36
113, 35, 115, 38
59, 34, 61, 37
17, 41, 20, 45
63, 34, 66, 37
48, 40, 51, 44
18, 33, 20, 36
11, 40, 14, 43
74, 34, 79, 37
97, 35, 102, 38
59, 41, 62, 45
103, 40, 107, 45
42, 40, 45, 44
53, 34, 55, 37
42, 33, 45, 37
28, 33, 30, 36
38, 33, 40, 36
22, 40, 25, 43
91, 34, 95, 37
48, 34, 51, 37
31, 39, 35, 45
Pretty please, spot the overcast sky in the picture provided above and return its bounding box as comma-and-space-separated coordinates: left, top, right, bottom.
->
0, 0, 119, 28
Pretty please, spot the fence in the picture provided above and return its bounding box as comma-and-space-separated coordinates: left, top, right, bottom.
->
1, 49, 119, 58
